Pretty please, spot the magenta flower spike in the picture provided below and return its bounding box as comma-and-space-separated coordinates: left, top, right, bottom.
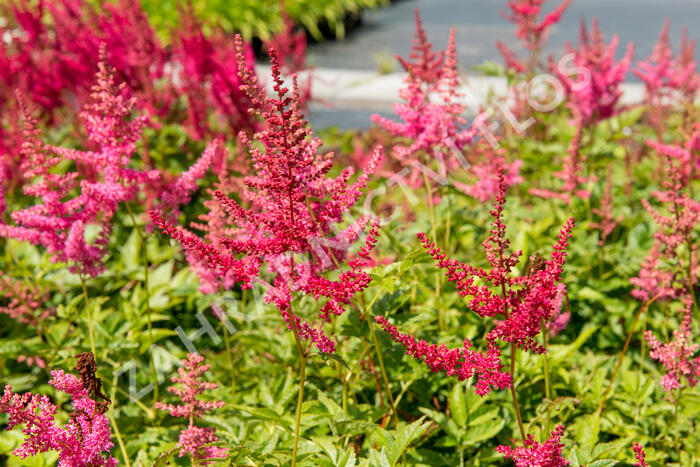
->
497, 0, 573, 73
496, 425, 569, 467
632, 442, 649, 466
553, 17, 634, 125
376, 168, 575, 395
0, 353, 118, 466
152, 36, 382, 353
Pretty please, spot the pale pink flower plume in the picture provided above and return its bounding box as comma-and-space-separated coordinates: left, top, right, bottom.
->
590, 167, 623, 246
155, 353, 227, 463
645, 296, 700, 392
529, 116, 595, 204
0, 272, 55, 326
635, 19, 700, 116
631, 140, 700, 301
496, 424, 569, 467
453, 146, 523, 202
548, 283, 570, 337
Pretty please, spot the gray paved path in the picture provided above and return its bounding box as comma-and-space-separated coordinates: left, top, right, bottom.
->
305, 0, 700, 129
308, 0, 700, 72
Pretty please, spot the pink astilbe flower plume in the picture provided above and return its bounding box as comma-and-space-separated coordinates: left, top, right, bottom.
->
152, 37, 382, 353
452, 144, 524, 202
632, 442, 649, 467
376, 168, 575, 395
372, 10, 483, 192
529, 116, 595, 203
264, 1, 311, 108
0, 272, 55, 326
645, 296, 700, 392
498, 0, 573, 74
496, 424, 569, 467
631, 140, 700, 302
553, 17, 634, 126
156, 353, 227, 463
0, 47, 159, 277
590, 167, 623, 246
0, 353, 118, 466
634, 20, 700, 136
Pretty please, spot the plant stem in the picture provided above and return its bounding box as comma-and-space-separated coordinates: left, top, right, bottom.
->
542, 328, 551, 434
364, 293, 399, 427
543, 330, 551, 401
223, 324, 236, 401
125, 203, 159, 405
110, 375, 132, 467
290, 315, 307, 467
599, 293, 662, 415
422, 170, 444, 332
509, 342, 526, 442
79, 275, 97, 358
674, 386, 683, 448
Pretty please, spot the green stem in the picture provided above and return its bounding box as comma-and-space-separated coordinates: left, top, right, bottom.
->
109, 376, 131, 467
223, 324, 236, 402
510, 343, 526, 442
365, 293, 399, 427
542, 328, 551, 434
125, 203, 158, 405
599, 293, 662, 415
674, 386, 683, 448
422, 170, 444, 332
290, 316, 307, 467
79, 275, 97, 358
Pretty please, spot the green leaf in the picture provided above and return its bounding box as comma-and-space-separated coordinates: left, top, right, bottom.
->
449, 382, 467, 428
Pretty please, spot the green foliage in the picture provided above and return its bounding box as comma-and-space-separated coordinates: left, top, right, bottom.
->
137, 0, 386, 41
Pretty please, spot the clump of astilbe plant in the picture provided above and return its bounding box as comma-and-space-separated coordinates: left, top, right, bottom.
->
0, 352, 118, 466
375, 168, 574, 442
552, 17, 634, 127
497, 0, 573, 75
496, 424, 569, 467
156, 353, 227, 464
151, 36, 382, 467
